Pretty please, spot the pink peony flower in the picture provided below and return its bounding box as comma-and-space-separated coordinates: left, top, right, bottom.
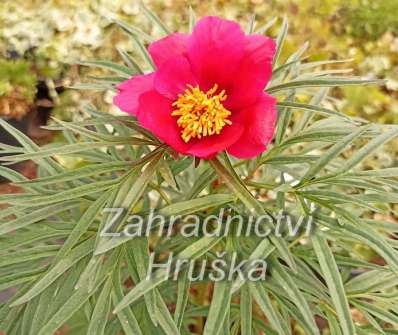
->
114, 16, 277, 159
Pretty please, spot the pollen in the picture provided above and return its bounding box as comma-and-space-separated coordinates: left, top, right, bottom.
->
171, 84, 232, 143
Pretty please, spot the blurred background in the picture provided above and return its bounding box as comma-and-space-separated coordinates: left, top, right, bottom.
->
0, 0, 397, 172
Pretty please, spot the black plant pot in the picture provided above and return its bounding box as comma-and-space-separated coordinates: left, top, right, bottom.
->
0, 117, 30, 182
0, 117, 29, 145
0, 78, 63, 183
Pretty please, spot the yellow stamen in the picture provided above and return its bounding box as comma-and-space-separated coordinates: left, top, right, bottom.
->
171, 84, 232, 142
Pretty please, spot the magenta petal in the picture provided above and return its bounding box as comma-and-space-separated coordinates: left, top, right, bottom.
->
186, 123, 244, 159
137, 90, 191, 153
113, 73, 154, 116
154, 56, 198, 100
227, 93, 277, 159
187, 16, 245, 91
148, 33, 189, 68
225, 35, 276, 110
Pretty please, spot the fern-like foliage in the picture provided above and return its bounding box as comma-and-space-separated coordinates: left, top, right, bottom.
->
1, 6, 398, 335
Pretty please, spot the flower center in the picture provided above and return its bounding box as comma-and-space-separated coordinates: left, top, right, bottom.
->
171, 84, 232, 143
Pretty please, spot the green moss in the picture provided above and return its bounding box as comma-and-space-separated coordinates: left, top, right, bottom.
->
0, 59, 37, 101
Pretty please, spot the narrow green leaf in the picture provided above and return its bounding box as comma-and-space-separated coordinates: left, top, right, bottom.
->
0, 201, 79, 235
0, 141, 148, 163
112, 19, 154, 42
299, 58, 354, 70
268, 78, 385, 94
160, 194, 235, 216
0, 118, 60, 174
131, 238, 158, 326
69, 83, 114, 91
116, 47, 144, 74
188, 6, 196, 33
111, 265, 143, 335
94, 150, 164, 255
325, 310, 343, 335
335, 128, 398, 174
298, 190, 381, 212
4, 179, 118, 207
317, 213, 398, 274
275, 92, 295, 144
240, 284, 252, 335
211, 155, 296, 271
282, 128, 352, 147
277, 101, 352, 121
272, 58, 301, 78
36, 251, 119, 335
159, 159, 178, 190
21, 298, 38, 335
246, 14, 256, 34
351, 304, 385, 335
345, 270, 398, 294
0, 245, 59, 267
353, 300, 398, 327
174, 268, 190, 331
0, 267, 45, 291
11, 238, 95, 306
113, 235, 222, 313
302, 125, 370, 181
0, 166, 46, 193
292, 88, 329, 134
129, 32, 155, 70
124, 240, 181, 335
120, 148, 164, 210
87, 278, 113, 335
287, 41, 309, 63
153, 290, 181, 335
344, 225, 398, 274
203, 281, 232, 335
28, 278, 61, 335
51, 117, 141, 143
260, 154, 319, 165
16, 161, 129, 187
187, 167, 216, 199
272, 262, 319, 335
231, 239, 275, 293
55, 192, 109, 261
78, 60, 134, 76
256, 16, 277, 34
210, 156, 264, 215
88, 75, 127, 84
348, 168, 398, 178
140, 2, 171, 35
249, 282, 290, 335
312, 233, 355, 335
273, 17, 288, 67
